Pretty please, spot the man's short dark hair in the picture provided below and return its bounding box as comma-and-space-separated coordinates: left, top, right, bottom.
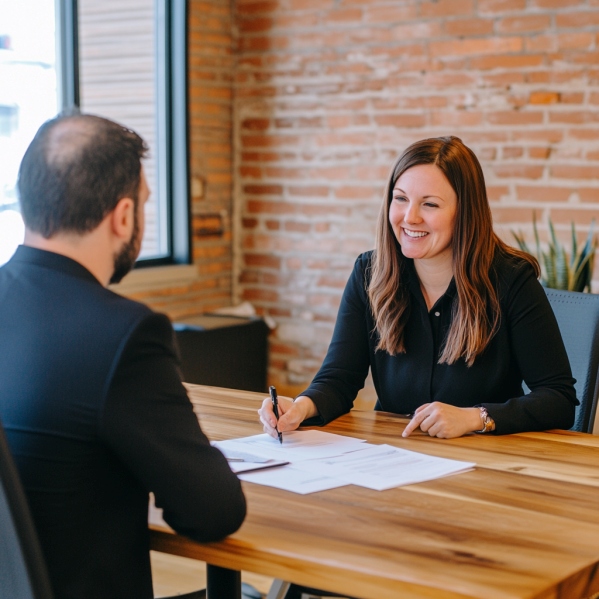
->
17, 112, 149, 237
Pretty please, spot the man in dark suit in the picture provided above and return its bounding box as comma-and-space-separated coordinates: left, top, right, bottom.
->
0, 113, 247, 599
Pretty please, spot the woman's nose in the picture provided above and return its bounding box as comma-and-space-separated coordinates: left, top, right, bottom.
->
404, 202, 421, 224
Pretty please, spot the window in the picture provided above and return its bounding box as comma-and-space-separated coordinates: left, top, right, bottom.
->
0, 0, 190, 267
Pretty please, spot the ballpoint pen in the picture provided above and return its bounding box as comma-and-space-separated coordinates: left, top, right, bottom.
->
269, 385, 283, 444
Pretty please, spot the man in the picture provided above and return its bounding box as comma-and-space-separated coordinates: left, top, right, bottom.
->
0, 113, 246, 598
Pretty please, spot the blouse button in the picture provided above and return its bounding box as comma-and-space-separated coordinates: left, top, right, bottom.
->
434, 311, 440, 317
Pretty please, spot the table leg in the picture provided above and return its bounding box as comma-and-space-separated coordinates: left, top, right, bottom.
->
206, 564, 241, 599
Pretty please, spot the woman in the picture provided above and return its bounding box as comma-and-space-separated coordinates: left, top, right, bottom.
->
259, 136, 577, 439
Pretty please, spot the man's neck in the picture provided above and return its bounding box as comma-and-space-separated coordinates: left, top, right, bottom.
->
24, 229, 112, 286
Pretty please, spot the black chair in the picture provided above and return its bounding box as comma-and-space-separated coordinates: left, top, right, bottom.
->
0, 421, 54, 599
545, 289, 599, 433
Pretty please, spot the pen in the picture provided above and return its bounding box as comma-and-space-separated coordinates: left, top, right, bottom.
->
269, 385, 283, 444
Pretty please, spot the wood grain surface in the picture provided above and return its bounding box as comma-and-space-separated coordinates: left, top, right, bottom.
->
149, 385, 599, 599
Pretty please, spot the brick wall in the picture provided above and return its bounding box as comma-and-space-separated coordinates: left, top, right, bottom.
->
233, 0, 599, 401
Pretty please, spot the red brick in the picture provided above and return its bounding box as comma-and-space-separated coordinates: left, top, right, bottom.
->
558, 32, 595, 50
430, 111, 483, 126
242, 288, 279, 303
561, 92, 584, 104
529, 147, 552, 159
549, 111, 599, 124
491, 206, 537, 223
443, 18, 494, 36
548, 209, 599, 226
247, 200, 296, 215
334, 186, 378, 200
284, 221, 311, 233
470, 54, 543, 70
265, 220, 280, 230
421, 0, 474, 18
243, 184, 283, 195
373, 114, 426, 128
497, 14, 551, 34
529, 91, 560, 105
240, 166, 262, 178
242, 218, 259, 229
486, 186, 510, 201
430, 37, 522, 58
238, 16, 274, 33
512, 130, 564, 143
551, 166, 599, 179
516, 186, 574, 202
287, 0, 334, 9
556, 12, 599, 28
288, 186, 329, 197
579, 188, 599, 203
494, 165, 544, 179
241, 118, 270, 130
531, 0, 584, 6
392, 21, 444, 39
477, 0, 526, 13
244, 253, 281, 269
364, 5, 418, 23
487, 111, 544, 126
503, 146, 524, 159
525, 34, 557, 53
234, 1, 280, 15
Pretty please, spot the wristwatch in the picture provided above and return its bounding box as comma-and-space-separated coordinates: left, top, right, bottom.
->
475, 406, 495, 433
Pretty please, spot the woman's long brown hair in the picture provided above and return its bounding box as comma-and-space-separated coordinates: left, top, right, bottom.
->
368, 136, 539, 366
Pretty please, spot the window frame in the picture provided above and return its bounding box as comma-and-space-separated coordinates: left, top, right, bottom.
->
58, 0, 191, 268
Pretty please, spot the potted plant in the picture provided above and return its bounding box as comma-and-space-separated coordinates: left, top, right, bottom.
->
512, 214, 597, 292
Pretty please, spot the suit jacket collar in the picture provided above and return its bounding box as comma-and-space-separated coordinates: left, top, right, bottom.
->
10, 245, 102, 285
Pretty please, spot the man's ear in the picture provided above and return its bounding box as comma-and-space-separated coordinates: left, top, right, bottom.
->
109, 197, 135, 240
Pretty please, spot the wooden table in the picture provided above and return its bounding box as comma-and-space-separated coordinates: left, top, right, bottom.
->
149, 385, 599, 599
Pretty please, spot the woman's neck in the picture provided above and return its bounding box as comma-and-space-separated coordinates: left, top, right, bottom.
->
414, 257, 454, 311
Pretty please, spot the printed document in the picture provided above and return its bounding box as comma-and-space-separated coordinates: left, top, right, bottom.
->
292, 444, 475, 491
215, 430, 367, 462
218, 430, 475, 494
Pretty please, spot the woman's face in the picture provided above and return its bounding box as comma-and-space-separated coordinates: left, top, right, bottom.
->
389, 164, 458, 267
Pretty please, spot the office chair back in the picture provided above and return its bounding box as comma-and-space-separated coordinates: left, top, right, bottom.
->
0, 421, 54, 599
545, 289, 599, 433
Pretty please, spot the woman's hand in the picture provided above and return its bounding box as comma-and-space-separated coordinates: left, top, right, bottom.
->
402, 402, 483, 439
258, 395, 318, 440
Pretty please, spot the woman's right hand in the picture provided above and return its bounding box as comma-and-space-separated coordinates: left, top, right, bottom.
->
258, 395, 318, 439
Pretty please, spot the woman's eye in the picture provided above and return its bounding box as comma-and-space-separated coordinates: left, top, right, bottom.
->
393, 196, 407, 202
424, 202, 439, 208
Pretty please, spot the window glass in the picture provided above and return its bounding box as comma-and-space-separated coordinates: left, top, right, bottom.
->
78, 0, 167, 260
0, 0, 58, 265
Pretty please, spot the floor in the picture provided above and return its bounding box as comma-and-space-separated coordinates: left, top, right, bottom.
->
151, 551, 274, 598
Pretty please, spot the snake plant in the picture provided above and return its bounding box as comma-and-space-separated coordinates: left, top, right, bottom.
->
512, 214, 597, 292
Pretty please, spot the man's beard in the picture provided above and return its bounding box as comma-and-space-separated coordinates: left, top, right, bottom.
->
110, 212, 141, 285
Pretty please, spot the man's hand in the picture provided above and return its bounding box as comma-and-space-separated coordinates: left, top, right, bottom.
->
258, 395, 318, 439
402, 403, 483, 439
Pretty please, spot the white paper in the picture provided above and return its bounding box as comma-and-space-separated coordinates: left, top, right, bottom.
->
215, 430, 367, 462
238, 465, 348, 494
213, 444, 289, 474
293, 444, 475, 491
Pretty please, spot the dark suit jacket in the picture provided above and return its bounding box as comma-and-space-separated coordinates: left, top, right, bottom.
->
0, 246, 246, 599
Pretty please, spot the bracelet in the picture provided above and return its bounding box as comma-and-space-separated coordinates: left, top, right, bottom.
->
475, 406, 495, 433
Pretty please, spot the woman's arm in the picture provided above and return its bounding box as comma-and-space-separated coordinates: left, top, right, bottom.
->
298, 254, 373, 425
480, 262, 577, 434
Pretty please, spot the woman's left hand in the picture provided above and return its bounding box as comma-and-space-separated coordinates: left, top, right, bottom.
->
402, 402, 483, 439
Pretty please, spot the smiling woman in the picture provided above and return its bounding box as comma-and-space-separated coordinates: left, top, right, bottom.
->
258, 136, 579, 443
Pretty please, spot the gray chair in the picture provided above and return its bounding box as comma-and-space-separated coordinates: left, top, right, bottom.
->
0, 421, 54, 599
545, 289, 599, 433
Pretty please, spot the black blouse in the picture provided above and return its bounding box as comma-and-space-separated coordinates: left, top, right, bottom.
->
301, 250, 577, 435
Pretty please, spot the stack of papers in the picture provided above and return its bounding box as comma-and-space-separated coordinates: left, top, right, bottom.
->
214, 431, 475, 495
